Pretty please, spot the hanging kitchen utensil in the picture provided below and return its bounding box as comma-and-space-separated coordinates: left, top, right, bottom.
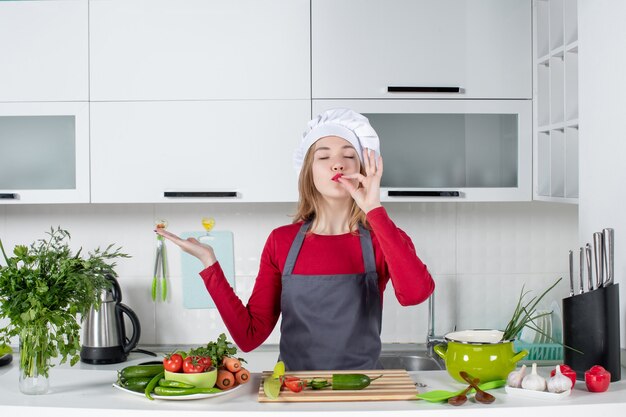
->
152, 220, 168, 302
602, 228, 614, 287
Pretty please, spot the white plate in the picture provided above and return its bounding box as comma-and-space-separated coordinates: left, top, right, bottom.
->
505, 385, 571, 400
112, 383, 242, 401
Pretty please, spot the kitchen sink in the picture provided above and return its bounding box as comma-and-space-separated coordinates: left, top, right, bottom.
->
378, 354, 443, 371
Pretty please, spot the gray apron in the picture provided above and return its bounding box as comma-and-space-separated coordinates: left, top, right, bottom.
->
279, 221, 382, 370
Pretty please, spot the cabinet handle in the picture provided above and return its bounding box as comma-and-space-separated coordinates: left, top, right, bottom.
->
0, 193, 18, 199
163, 191, 238, 198
387, 86, 461, 93
387, 191, 460, 197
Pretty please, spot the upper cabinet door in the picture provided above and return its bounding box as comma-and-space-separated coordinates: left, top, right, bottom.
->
90, 100, 309, 203
89, 0, 310, 101
0, 0, 88, 102
312, 0, 531, 99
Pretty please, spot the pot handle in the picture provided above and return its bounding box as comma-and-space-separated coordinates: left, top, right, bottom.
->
117, 303, 141, 354
433, 344, 447, 360
510, 350, 528, 364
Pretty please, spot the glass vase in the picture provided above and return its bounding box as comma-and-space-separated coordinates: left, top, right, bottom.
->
18, 326, 50, 395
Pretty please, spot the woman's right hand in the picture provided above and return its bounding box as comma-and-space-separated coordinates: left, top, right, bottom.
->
154, 228, 217, 268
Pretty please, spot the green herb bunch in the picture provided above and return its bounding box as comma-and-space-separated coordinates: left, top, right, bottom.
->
501, 277, 562, 342
188, 333, 246, 368
0, 227, 129, 377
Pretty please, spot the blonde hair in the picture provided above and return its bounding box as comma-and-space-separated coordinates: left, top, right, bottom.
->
292, 145, 368, 233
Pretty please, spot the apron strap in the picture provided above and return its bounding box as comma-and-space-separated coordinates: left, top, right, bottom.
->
358, 224, 377, 274
283, 221, 311, 276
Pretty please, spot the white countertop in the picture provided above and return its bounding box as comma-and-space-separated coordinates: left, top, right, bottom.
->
1, 349, 626, 417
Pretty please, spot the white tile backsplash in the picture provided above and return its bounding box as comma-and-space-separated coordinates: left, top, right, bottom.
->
0, 201, 578, 347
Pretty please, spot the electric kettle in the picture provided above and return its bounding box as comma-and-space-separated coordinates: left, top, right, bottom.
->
80, 274, 141, 364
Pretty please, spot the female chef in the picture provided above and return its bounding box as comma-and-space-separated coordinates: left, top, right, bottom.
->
155, 108, 435, 370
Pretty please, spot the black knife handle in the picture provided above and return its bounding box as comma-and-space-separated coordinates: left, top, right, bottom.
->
163, 191, 237, 198
387, 86, 461, 93
387, 191, 460, 197
0, 193, 18, 199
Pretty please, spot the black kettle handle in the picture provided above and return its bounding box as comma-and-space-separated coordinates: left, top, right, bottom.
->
107, 274, 123, 303
116, 303, 141, 354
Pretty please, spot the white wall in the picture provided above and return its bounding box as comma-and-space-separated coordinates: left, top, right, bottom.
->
578, 0, 626, 348
0, 201, 577, 347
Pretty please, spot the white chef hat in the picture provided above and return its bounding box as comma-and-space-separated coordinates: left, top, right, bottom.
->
293, 108, 380, 174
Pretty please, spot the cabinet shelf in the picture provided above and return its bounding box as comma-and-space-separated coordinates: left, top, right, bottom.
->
533, 0, 578, 204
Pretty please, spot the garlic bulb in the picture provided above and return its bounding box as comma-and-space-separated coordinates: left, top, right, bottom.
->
521, 363, 547, 391
547, 365, 573, 393
507, 364, 527, 388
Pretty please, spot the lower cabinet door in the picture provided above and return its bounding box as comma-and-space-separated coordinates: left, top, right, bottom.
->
90, 100, 310, 203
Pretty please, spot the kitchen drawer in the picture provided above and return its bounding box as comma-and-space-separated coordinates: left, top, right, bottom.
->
90, 100, 310, 203
0, 102, 90, 204
313, 99, 532, 202
312, 0, 531, 99
0, 0, 88, 102
89, 0, 310, 101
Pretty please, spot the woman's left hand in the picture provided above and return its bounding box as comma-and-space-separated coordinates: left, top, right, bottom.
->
338, 148, 383, 213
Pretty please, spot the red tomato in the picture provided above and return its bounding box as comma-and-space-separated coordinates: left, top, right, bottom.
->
585, 365, 611, 392
283, 377, 305, 393
550, 364, 577, 388
197, 356, 212, 369
163, 353, 183, 373
183, 356, 207, 373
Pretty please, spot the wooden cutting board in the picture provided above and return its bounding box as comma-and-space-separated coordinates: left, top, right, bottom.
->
257, 369, 418, 402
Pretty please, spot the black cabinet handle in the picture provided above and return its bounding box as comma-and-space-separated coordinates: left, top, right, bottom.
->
387, 86, 461, 93
0, 193, 18, 199
387, 191, 460, 197
164, 191, 238, 198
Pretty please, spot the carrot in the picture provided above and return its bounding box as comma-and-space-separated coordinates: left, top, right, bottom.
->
222, 356, 241, 373
234, 368, 250, 384
216, 369, 235, 390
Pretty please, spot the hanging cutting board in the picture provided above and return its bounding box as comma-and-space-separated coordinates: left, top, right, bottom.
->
180, 231, 235, 309
258, 369, 418, 402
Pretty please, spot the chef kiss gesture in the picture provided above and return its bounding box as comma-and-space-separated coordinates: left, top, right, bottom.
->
156, 109, 435, 371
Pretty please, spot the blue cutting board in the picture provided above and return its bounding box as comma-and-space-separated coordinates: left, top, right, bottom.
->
180, 231, 235, 309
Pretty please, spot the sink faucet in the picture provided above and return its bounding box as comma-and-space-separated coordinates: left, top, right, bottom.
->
426, 293, 447, 369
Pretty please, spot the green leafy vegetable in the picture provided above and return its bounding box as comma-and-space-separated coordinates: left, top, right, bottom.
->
0, 227, 129, 378
188, 333, 245, 368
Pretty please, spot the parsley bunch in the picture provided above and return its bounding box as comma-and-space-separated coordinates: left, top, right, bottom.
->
0, 227, 129, 377
189, 333, 245, 367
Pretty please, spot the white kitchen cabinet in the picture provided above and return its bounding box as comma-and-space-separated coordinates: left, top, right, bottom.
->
0, 0, 88, 102
313, 100, 532, 202
533, 0, 578, 203
0, 102, 90, 204
89, 0, 310, 101
312, 0, 531, 100
90, 101, 310, 203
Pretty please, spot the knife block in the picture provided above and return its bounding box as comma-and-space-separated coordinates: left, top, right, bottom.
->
562, 283, 621, 382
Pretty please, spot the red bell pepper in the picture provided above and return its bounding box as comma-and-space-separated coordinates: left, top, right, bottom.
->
585, 365, 611, 392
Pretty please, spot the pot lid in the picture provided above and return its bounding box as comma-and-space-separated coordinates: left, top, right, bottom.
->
444, 329, 509, 344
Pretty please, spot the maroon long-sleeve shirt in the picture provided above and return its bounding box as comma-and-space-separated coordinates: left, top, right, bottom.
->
200, 206, 435, 352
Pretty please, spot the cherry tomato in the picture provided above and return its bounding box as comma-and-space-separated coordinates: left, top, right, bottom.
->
182, 356, 207, 373
163, 353, 183, 373
585, 365, 611, 392
283, 376, 305, 393
550, 364, 577, 388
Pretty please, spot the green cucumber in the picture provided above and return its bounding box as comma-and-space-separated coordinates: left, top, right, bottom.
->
332, 374, 382, 390
119, 364, 164, 379
120, 377, 152, 393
